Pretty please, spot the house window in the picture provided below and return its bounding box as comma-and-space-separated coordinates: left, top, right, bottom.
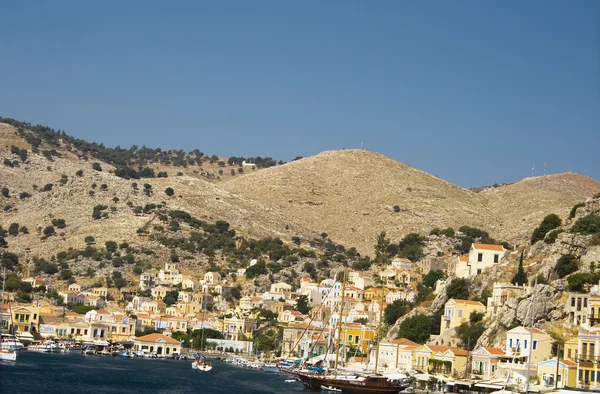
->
458, 310, 463, 318
493, 254, 499, 263
524, 340, 528, 349
585, 298, 588, 308
533, 340, 537, 350
492, 365, 495, 373
568, 349, 572, 359
33, 314, 37, 320
478, 253, 483, 262
477, 269, 482, 275
571, 297, 576, 307
509, 339, 513, 348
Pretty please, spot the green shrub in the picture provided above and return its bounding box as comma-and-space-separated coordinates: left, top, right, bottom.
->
569, 203, 585, 219
531, 214, 561, 244
545, 229, 564, 244
555, 254, 579, 278
571, 215, 600, 235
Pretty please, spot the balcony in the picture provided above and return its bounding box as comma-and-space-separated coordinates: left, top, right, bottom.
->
498, 358, 534, 371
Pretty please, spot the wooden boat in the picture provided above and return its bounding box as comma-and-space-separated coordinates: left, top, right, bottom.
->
291, 370, 409, 393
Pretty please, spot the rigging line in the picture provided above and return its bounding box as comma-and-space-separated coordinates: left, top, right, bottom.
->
284, 274, 340, 361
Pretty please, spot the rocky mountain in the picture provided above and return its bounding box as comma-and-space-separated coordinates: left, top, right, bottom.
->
222, 150, 600, 254
2, 120, 599, 261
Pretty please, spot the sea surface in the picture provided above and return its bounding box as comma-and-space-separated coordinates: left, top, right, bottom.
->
1, 351, 305, 394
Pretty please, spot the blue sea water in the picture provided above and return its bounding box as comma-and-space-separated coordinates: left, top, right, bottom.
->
0, 351, 305, 394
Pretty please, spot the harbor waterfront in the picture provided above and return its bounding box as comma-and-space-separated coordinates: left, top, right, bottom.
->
0, 351, 305, 394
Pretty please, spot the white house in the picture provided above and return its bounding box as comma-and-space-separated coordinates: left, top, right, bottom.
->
204, 272, 221, 285
465, 243, 507, 277
139, 272, 157, 291
498, 326, 552, 384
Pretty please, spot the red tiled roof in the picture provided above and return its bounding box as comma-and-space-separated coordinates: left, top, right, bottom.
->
472, 243, 504, 252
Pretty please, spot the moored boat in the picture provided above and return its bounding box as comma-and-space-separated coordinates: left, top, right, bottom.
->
0, 348, 17, 361
192, 359, 213, 371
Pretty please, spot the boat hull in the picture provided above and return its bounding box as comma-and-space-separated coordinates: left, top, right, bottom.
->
0, 350, 17, 361
291, 371, 408, 394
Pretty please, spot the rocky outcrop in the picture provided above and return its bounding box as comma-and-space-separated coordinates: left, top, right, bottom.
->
477, 282, 567, 349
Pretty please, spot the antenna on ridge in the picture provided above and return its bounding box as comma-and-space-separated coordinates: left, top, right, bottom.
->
532, 163, 535, 177
360, 142, 364, 150
544, 162, 547, 176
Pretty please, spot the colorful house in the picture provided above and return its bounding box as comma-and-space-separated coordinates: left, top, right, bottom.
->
133, 333, 181, 356
441, 299, 486, 333
537, 358, 577, 388
471, 347, 505, 378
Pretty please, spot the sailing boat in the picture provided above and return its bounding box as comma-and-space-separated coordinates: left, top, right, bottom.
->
0, 267, 18, 361
291, 272, 409, 393
191, 306, 212, 371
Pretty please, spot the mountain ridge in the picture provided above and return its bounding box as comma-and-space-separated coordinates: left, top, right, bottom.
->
1, 120, 600, 257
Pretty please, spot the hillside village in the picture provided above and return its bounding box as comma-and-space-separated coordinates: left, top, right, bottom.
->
1, 118, 600, 391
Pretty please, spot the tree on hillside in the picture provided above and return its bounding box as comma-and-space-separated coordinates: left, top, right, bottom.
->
163, 290, 179, 306
396, 314, 432, 344
511, 252, 527, 285
165, 187, 174, 197
423, 270, 445, 288
446, 278, 470, 300
295, 295, 310, 315
531, 214, 561, 244
374, 231, 391, 266
456, 312, 486, 350
555, 254, 579, 278
384, 299, 413, 326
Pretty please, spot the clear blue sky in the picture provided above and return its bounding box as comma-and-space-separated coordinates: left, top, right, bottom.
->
1, 1, 598, 187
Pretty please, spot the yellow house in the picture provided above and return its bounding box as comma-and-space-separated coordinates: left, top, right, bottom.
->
133, 333, 181, 357
342, 323, 377, 354
571, 325, 600, 387
363, 287, 390, 302
537, 358, 577, 388
415, 344, 468, 376
441, 299, 486, 334
11, 305, 40, 336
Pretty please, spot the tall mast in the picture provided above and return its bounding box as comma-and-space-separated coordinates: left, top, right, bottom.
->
1, 267, 5, 335
525, 276, 538, 394
334, 270, 347, 377
374, 284, 385, 374
200, 306, 205, 352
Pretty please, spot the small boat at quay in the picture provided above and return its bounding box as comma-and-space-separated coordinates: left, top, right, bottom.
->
28, 342, 55, 352
1, 335, 24, 351
0, 348, 17, 361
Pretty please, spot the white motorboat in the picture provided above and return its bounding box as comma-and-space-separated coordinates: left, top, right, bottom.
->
0, 348, 17, 361
27, 342, 54, 352
192, 359, 213, 371
1, 335, 24, 351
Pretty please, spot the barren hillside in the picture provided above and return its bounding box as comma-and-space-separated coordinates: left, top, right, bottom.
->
222, 150, 600, 253
2, 121, 599, 259
0, 123, 314, 260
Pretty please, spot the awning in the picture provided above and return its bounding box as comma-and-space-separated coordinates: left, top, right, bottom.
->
93, 340, 109, 346
17, 332, 34, 340
415, 373, 431, 381
475, 383, 505, 389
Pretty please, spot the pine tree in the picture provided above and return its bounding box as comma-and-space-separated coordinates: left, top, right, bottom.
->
511, 251, 527, 285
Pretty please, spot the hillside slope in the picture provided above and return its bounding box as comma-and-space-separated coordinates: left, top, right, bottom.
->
222, 150, 600, 253
2, 121, 600, 258
0, 123, 314, 260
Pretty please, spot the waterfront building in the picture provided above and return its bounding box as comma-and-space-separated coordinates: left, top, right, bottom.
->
133, 333, 181, 356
